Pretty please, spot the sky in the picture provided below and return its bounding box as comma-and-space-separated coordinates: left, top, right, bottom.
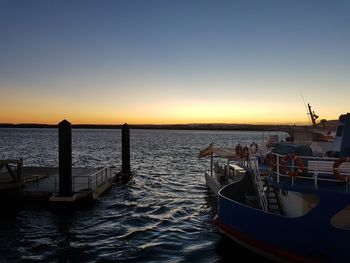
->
0, 0, 349, 125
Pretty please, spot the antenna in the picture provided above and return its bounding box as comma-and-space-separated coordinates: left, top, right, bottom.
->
299, 90, 312, 124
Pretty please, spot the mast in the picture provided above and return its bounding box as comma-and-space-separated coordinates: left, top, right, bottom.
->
307, 103, 318, 127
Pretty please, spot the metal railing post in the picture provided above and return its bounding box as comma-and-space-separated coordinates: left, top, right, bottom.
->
291, 159, 294, 187
277, 155, 280, 183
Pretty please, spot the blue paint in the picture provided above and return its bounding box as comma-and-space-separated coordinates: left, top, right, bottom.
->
339, 113, 350, 157
215, 113, 350, 262
217, 177, 350, 262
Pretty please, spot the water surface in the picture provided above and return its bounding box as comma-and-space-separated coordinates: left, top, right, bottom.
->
0, 128, 277, 262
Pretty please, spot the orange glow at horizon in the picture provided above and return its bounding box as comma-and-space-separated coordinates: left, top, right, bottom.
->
1, 97, 340, 125
0, 82, 345, 125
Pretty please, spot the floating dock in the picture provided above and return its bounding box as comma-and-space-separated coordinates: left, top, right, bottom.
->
0, 121, 132, 207
0, 166, 126, 203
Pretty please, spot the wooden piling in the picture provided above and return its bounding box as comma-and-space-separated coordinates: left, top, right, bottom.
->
122, 123, 131, 176
59, 120, 72, 196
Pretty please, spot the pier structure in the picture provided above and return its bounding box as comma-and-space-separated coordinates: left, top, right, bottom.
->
0, 120, 132, 206
58, 119, 73, 197
121, 123, 132, 181
0, 159, 23, 192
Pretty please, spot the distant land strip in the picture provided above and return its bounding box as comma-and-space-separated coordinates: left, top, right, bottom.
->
0, 123, 300, 131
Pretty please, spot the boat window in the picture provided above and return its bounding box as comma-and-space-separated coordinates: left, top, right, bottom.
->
330, 205, 350, 230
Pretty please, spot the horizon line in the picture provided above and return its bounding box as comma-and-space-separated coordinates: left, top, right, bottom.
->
0, 121, 324, 127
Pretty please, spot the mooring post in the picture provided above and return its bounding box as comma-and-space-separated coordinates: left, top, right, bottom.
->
122, 123, 131, 176
59, 120, 72, 196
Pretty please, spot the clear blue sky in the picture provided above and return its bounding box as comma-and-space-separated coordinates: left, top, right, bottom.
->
1, 0, 349, 124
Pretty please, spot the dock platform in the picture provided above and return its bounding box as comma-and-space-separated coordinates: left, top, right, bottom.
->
0, 121, 133, 207
0, 165, 128, 205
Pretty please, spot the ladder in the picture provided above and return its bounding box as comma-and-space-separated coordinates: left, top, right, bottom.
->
248, 154, 268, 212
262, 180, 283, 215
248, 151, 283, 214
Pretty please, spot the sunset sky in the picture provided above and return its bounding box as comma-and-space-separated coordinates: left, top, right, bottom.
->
0, 0, 349, 125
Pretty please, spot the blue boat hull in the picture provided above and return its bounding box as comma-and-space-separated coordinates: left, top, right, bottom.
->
215, 174, 350, 262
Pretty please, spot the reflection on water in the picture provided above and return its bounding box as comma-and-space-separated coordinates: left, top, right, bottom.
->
0, 129, 278, 262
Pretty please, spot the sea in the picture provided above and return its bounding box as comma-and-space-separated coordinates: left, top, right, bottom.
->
0, 128, 281, 262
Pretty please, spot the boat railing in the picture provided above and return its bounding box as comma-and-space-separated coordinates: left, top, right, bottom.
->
268, 153, 350, 191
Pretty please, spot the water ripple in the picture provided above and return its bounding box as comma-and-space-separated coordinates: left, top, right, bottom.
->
0, 128, 284, 262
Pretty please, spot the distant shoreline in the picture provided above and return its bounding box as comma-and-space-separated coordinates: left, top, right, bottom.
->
0, 123, 295, 131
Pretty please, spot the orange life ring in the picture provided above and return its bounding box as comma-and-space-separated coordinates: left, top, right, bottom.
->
250, 142, 259, 154
279, 154, 304, 177
333, 157, 350, 181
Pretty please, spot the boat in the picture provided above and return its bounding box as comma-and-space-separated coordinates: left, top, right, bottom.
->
198, 128, 288, 196
202, 113, 350, 262
285, 104, 338, 157
199, 142, 267, 195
